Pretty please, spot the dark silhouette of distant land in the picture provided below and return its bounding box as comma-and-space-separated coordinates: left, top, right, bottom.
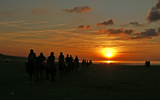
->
0, 53, 27, 61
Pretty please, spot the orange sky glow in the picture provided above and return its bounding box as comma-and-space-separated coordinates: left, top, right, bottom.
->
0, 0, 160, 61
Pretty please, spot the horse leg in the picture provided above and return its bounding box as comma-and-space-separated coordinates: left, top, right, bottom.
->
29, 73, 32, 81
68, 66, 71, 74
40, 65, 44, 79
33, 71, 36, 81
71, 66, 74, 73
77, 67, 79, 72
40, 71, 43, 79
53, 73, 56, 82
60, 70, 63, 78
51, 72, 55, 82
46, 69, 49, 81
36, 70, 39, 81
63, 70, 65, 77
66, 68, 69, 76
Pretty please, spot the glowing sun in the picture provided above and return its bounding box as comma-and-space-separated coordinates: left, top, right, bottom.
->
101, 48, 116, 58
106, 53, 112, 58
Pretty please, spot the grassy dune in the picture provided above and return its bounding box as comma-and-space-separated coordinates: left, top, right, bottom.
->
0, 61, 160, 100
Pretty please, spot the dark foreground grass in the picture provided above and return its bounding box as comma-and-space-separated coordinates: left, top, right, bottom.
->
0, 61, 160, 100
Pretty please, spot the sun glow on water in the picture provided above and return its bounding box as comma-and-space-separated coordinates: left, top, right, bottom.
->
93, 61, 160, 65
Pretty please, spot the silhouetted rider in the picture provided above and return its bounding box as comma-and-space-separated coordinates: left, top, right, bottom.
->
69, 55, 73, 68
75, 56, 79, 66
47, 52, 55, 65
58, 52, 65, 70
59, 52, 64, 63
65, 54, 70, 64
28, 49, 36, 66
46, 52, 55, 81
89, 60, 92, 66
69, 55, 73, 64
28, 49, 36, 62
37, 52, 46, 63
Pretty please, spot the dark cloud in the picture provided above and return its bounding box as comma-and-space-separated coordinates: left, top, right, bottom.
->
124, 29, 135, 34
77, 25, 91, 30
147, 0, 160, 22
146, 10, 160, 22
155, 0, 160, 9
62, 6, 91, 13
96, 19, 114, 26
129, 21, 144, 26
123, 28, 160, 40
86, 25, 91, 29
120, 21, 144, 27
97, 28, 135, 36
151, 0, 160, 10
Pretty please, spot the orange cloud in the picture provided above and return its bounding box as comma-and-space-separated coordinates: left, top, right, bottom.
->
77, 25, 92, 30
97, 19, 114, 26
62, 6, 91, 13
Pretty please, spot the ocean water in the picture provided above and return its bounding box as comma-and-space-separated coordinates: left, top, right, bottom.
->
93, 61, 160, 66
4, 59, 160, 66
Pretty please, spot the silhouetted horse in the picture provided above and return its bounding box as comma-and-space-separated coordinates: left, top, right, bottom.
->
25, 61, 36, 81
65, 62, 70, 76
35, 61, 46, 80
145, 61, 150, 67
58, 61, 66, 78
74, 61, 79, 72
65, 62, 73, 75
89, 60, 92, 66
70, 62, 74, 73
82, 60, 86, 67
46, 61, 57, 82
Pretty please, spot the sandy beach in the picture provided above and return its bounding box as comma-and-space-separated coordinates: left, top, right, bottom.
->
0, 61, 160, 100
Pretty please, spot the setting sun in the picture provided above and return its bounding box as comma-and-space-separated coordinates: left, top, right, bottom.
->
101, 48, 117, 58
106, 53, 112, 58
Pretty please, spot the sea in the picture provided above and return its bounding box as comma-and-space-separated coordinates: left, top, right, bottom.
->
93, 61, 160, 66
2, 59, 160, 66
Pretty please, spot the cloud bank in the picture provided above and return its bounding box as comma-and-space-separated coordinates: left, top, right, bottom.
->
97, 19, 114, 26
77, 25, 92, 30
123, 28, 160, 40
129, 21, 144, 26
146, 0, 160, 22
62, 6, 91, 13
97, 28, 135, 36
151, 0, 160, 10
146, 10, 160, 22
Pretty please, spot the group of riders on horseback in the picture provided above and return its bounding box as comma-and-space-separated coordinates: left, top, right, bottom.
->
26, 49, 80, 82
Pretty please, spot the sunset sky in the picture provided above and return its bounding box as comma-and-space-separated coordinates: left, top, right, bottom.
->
0, 0, 160, 61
